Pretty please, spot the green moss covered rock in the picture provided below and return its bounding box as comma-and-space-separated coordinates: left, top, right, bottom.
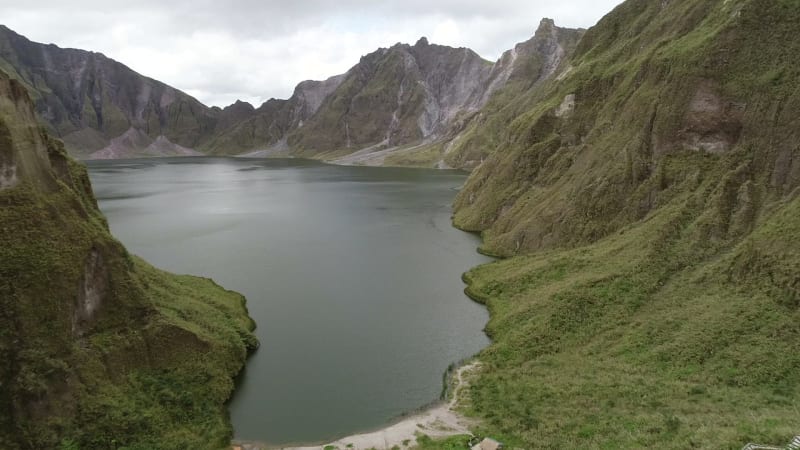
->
0, 71, 257, 449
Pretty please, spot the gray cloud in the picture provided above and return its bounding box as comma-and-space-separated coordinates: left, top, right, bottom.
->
0, 0, 622, 107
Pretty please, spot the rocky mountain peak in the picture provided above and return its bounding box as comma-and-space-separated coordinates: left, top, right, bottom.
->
537, 17, 556, 31
228, 99, 255, 110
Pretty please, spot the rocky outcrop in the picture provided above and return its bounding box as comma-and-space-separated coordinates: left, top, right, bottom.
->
675, 82, 744, 155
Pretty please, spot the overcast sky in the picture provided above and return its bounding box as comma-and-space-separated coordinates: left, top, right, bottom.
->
1, 1, 622, 107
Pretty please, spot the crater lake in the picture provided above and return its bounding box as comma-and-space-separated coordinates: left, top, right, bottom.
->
87, 157, 491, 446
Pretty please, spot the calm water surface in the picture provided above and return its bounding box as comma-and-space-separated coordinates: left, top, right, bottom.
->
86, 157, 491, 446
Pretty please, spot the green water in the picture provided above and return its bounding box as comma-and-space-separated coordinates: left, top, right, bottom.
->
86, 157, 491, 446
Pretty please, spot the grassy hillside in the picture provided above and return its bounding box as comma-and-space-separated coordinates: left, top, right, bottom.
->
0, 71, 258, 449
459, 192, 800, 448
421, 0, 800, 448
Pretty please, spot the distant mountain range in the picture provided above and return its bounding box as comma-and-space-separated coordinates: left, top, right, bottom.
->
0, 20, 583, 167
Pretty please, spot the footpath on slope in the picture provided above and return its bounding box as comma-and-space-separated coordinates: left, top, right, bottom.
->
231, 361, 482, 450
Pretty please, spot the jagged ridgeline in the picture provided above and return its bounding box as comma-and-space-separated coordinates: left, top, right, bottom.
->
450, 0, 800, 448
287, 23, 584, 168
0, 71, 257, 449
0, 22, 586, 167
207, 22, 585, 167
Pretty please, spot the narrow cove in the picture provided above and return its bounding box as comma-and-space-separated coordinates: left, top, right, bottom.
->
86, 157, 491, 446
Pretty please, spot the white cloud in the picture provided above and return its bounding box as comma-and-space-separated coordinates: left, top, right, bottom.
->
0, 0, 623, 107
431, 18, 463, 47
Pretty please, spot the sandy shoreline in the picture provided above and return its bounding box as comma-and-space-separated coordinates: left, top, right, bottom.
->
232, 361, 481, 450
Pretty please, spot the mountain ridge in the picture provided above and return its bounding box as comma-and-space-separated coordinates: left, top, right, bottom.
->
0, 21, 583, 167
0, 24, 220, 158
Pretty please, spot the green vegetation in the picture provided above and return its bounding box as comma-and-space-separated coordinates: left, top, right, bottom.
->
383, 142, 446, 168
0, 72, 257, 449
430, 0, 800, 448
201, 106, 290, 156
455, 193, 800, 448
414, 434, 472, 449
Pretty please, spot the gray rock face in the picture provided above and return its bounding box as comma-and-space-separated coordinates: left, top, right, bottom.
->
0, 161, 17, 189
293, 75, 346, 126
406, 38, 493, 136
489, 18, 575, 93
555, 94, 577, 118
288, 39, 498, 155
0, 25, 218, 157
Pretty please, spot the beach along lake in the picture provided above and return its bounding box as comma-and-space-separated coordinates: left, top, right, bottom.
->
87, 157, 491, 446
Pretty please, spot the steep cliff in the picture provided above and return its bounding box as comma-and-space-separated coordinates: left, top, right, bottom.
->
0, 25, 217, 158
287, 38, 493, 157
0, 71, 257, 449
445, 0, 800, 448
288, 25, 582, 167
440, 18, 584, 169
